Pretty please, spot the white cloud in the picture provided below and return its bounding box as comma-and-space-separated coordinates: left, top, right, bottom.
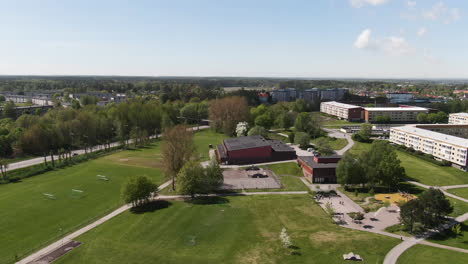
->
417, 27, 427, 37
407, 1, 416, 7
354, 29, 411, 55
423, 2, 461, 23
349, 0, 389, 8
354, 29, 373, 49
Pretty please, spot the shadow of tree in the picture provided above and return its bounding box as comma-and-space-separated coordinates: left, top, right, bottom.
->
130, 200, 172, 214
186, 196, 230, 205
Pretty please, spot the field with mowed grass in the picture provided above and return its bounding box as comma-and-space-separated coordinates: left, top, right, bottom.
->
397, 244, 468, 264
428, 221, 468, 250
349, 141, 468, 187
448, 187, 468, 200
0, 129, 227, 264
55, 195, 399, 264
311, 136, 348, 151
396, 151, 468, 186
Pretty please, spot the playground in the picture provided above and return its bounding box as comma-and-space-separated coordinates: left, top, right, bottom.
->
374, 193, 416, 205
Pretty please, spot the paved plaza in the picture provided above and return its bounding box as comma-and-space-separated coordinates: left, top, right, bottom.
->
221, 168, 282, 190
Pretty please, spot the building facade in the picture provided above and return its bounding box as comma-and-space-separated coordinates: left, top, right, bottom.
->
449, 113, 468, 125
320, 101, 363, 121
216, 135, 296, 165
297, 155, 341, 183
363, 106, 428, 123
390, 125, 468, 171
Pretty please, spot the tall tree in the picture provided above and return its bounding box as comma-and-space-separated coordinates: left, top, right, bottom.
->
162, 125, 196, 190
122, 175, 158, 207
209, 96, 249, 135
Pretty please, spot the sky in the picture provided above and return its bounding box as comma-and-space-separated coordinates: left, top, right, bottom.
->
0, 0, 466, 79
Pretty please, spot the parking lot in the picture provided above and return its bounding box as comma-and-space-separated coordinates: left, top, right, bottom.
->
222, 168, 282, 190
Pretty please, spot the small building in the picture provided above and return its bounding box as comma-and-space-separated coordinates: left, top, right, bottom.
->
216, 135, 296, 165
297, 155, 341, 183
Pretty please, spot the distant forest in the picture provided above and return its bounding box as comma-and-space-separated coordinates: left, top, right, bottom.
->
0, 76, 467, 100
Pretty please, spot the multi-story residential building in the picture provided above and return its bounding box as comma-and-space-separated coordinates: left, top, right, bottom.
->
271, 89, 295, 102
320, 101, 362, 121
390, 124, 468, 171
449, 113, 468, 124
302, 89, 320, 104
363, 106, 429, 123
386, 93, 414, 103
320, 88, 348, 101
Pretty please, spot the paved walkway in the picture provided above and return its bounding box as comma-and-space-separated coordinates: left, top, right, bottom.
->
7, 126, 210, 172
441, 184, 468, 190
408, 181, 468, 203
383, 212, 468, 264
322, 128, 354, 155
18, 187, 307, 264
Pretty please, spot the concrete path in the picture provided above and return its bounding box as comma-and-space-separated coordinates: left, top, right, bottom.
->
18, 188, 307, 264
441, 184, 468, 190
383, 212, 468, 264
322, 128, 354, 155
408, 181, 468, 203
6, 126, 210, 172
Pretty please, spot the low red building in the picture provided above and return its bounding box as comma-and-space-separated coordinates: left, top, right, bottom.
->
297, 155, 341, 183
216, 135, 296, 165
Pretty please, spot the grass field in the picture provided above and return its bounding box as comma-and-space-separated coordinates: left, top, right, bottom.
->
428, 221, 468, 250
0, 129, 227, 264
56, 195, 399, 264
397, 151, 468, 186
193, 130, 229, 161
349, 141, 468, 187
397, 244, 468, 264
448, 187, 468, 200
311, 136, 348, 151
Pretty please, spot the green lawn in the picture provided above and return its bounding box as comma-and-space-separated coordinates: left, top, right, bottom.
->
0, 130, 227, 264
397, 151, 468, 186
313, 112, 363, 128
428, 221, 468, 250
398, 244, 468, 264
349, 141, 468, 187
193, 130, 229, 161
311, 136, 348, 151
448, 197, 468, 217
56, 195, 399, 264
448, 187, 468, 200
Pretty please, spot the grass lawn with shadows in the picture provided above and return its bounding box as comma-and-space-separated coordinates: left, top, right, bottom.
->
397, 244, 468, 264
56, 195, 399, 264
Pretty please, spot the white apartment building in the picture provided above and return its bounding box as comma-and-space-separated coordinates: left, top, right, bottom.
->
363, 106, 429, 123
320, 101, 362, 121
449, 113, 468, 125
390, 125, 468, 171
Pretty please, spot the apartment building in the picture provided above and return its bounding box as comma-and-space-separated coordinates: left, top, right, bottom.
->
449, 113, 468, 125
390, 125, 468, 171
363, 106, 429, 123
320, 101, 362, 121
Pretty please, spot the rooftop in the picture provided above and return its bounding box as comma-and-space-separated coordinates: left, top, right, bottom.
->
364, 106, 427, 112
450, 112, 468, 118
392, 125, 468, 148
321, 101, 361, 109
223, 135, 271, 151
298, 156, 340, 169
269, 139, 295, 152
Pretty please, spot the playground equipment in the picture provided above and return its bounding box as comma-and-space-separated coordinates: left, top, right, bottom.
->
71, 189, 84, 198
97, 175, 109, 181
43, 193, 56, 200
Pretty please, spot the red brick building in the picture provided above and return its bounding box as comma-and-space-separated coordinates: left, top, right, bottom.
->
297, 155, 341, 183
216, 135, 297, 165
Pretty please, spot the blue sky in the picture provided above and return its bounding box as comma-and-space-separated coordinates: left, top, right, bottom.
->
0, 0, 466, 78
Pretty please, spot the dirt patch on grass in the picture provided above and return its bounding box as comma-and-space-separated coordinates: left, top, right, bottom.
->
237, 244, 276, 264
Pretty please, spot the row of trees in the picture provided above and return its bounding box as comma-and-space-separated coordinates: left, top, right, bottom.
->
336, 141, 406, 190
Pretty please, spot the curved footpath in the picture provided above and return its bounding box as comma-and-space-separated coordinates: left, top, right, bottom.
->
383, 212, 468, 264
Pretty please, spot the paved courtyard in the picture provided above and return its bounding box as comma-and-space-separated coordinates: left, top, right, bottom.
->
221, 168, 282, 190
